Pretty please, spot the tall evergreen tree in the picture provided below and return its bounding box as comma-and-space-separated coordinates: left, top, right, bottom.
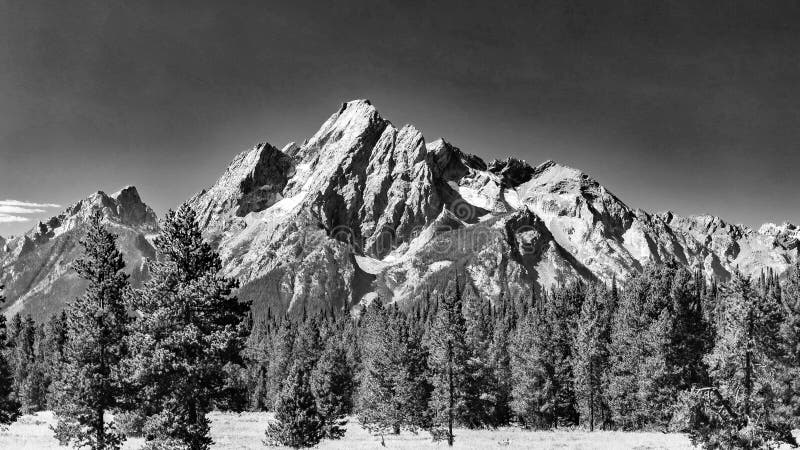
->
427, 281, 468, 445
606, 263, 708, 430
264, 362, 325, 449
43, 311, 69, 408
572, 283, 611, 431
357, 303, 430, 440
779, 260, 800, 426
0, 282, 21, 427
684, 271, 795, 448
309, 335, 352, 439
123, 204, 249, 450
266, 318, 297, 408
489, 311, 514, 427
461, 287, 500, 427
51, 211, 130, 449
510, 285, 578, 429
12, 316, 39, 413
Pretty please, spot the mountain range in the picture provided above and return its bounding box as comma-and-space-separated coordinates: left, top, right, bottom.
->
2, 99, 798, 320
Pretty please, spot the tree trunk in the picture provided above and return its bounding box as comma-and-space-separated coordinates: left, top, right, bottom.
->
96, 408, 104, 449
448, 341, 454, 447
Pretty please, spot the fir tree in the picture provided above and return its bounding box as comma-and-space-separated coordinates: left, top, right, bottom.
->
123, 204, 249, 450
265, 362, 325, 449
51, 211, 130, 449
0, 282, 21, 427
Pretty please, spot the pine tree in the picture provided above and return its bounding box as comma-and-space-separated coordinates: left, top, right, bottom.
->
606, 264, 708, 430
462, 287, 499, 427
427, 281, 468, 445
123, 204, 249, 450
488, 312, 513, 426
572, 283, 611, 431
43, 311, 68, 408
0, 282, 21, 427
51, 211, 130, 449
510, 285, 578, 429
266, 318, 297, 408
309, 337, 352, 439
357, 303, 430, 440
779, 260, 800, 426
264, 362, 325, 449
684, 271, 795, 448
12, 316, 39, 413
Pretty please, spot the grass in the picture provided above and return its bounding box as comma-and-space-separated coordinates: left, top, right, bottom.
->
0, 411, 696, 449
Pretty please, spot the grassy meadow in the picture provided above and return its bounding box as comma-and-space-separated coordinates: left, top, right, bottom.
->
0, 411, 696, 449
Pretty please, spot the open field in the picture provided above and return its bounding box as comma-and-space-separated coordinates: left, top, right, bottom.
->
0, 411, 696, 449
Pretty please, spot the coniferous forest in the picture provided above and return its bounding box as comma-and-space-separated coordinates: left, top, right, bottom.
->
2, 206, 800, 449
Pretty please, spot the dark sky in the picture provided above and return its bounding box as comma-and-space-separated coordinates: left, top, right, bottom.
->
2, 0, 800, 236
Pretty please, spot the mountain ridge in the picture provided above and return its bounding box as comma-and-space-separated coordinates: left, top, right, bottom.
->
2, 99, 797, 319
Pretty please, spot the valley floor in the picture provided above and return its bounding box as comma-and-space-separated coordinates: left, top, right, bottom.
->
0, 411, 696, 449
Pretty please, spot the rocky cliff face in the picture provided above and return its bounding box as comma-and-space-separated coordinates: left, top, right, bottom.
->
187, 99, 799, 317
0, 186, 158, 320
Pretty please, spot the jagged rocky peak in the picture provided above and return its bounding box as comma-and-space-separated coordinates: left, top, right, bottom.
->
189, 142, 295, 232
488, 157, 535, 187
427, 138, 487, 180
292, 99, 387, 164
49, 186, 159, 236
760, 222, 800, 250
110, 186, 159, 228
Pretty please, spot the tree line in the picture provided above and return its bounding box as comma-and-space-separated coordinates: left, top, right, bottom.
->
2, 207, 800, 449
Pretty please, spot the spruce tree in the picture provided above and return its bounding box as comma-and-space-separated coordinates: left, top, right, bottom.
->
264, 362, 325, 448
427, 281, 468, 445
51, 211, 130, 449
123, 204, 249, 450
0, 282, 21, 427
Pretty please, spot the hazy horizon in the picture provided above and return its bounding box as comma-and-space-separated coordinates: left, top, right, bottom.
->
3, 0, 800, 236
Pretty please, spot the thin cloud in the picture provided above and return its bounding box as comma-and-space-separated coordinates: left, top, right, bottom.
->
0, 206, 46, 214
0, 214, 30, 223
0, 200, 61, 208
0, 200, 60, 227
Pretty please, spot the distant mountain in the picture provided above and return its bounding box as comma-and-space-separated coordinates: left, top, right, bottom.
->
0, 187, 158, 320
3, 100, 798, 320
187, 99, 799, 318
